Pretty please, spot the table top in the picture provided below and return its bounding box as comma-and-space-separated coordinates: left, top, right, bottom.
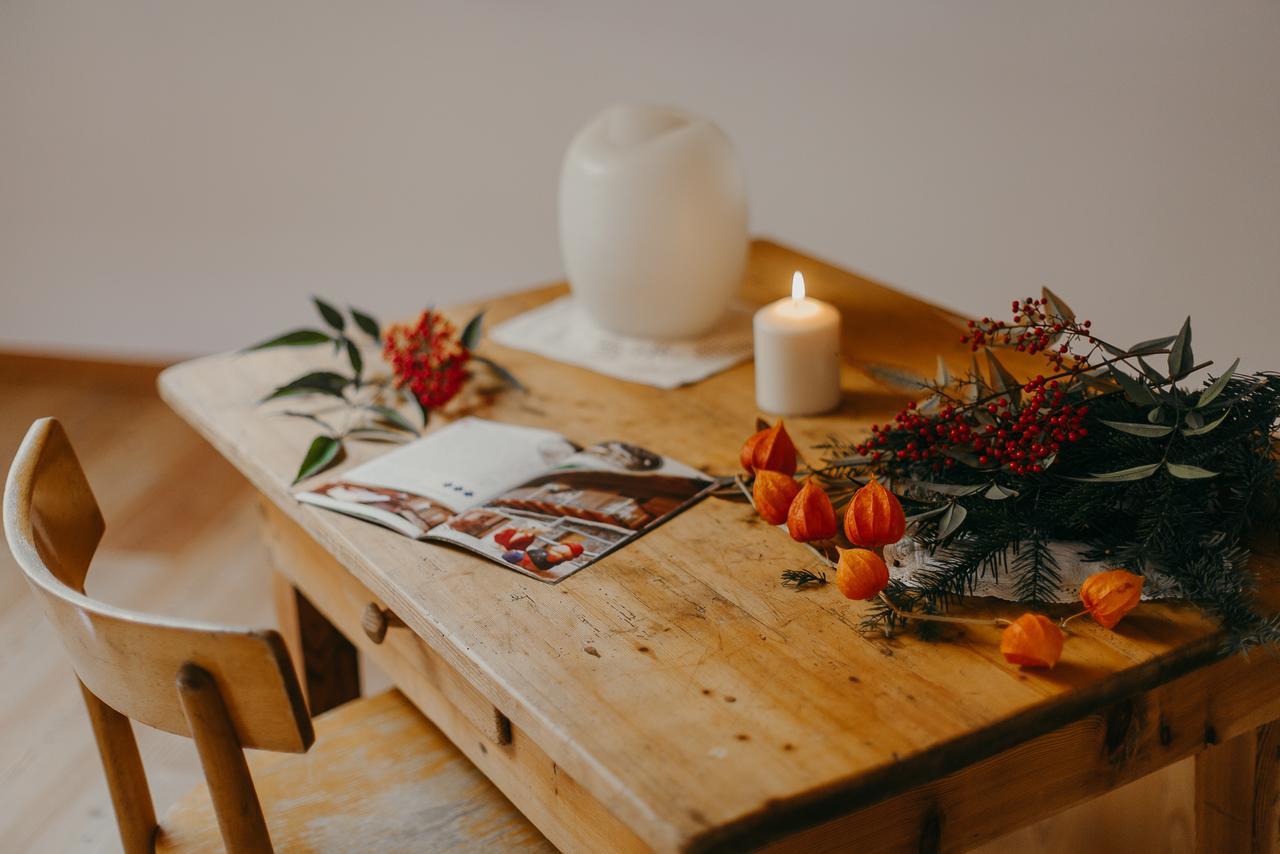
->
160, 239, 1248, 852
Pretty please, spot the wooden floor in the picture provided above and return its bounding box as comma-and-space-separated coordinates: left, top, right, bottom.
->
0, 355, 1192, 852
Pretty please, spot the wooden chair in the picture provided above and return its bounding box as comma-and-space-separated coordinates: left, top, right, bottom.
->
4, 418, 553, 853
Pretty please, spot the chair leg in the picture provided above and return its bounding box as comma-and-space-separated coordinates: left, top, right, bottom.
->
176, 663, 273, 853
79, 680, 157, 854
1196, 722, 1280, 853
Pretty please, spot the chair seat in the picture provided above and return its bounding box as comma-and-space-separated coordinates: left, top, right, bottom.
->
156, 689, 554, 853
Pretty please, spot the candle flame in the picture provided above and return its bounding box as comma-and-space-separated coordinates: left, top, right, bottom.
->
791, 271, 805, 303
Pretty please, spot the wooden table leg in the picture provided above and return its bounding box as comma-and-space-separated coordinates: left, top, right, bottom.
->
273, 572, 360, 714
1196, 722, 1280, 853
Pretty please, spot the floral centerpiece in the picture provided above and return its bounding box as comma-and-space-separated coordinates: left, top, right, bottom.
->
247, 298, 521, 483
738, 289, 1280, 658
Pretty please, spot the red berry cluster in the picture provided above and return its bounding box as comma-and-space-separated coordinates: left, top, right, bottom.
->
855, 378, 1090, 477
961, 297, 1092, 371
383, 310, 471, 410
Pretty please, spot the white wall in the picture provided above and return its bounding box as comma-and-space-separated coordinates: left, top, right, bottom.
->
2, 1, 1278, 370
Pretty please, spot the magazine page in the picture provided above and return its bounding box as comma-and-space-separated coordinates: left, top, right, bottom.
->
296, 417, 575, 539
427, 440, 715, 582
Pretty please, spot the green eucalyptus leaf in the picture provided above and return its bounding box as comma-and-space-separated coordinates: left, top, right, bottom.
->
260, 371, 350, 402
1184, 410, 1204, 430
363, 404, 419, 435
1147, 406, 1167, 424
243, 328, 331, 351
1181, 409, 1230, 437
1099, 419, 1173, 438
1070, 463, 1162, 483
473, 355, 526, 392
1041, 287, 1075, 323
937, 502, 968, 540
1110, 367, 1158, 406
1196, 358, 1239, 409
350, 307, 381, 340
1165, 462, 1218, 480
1098, 340, 1129, 358
460, 310, 485, 351
293, 435, 343, 484
1167, 316, 1194, 378
313, 297, 345, 332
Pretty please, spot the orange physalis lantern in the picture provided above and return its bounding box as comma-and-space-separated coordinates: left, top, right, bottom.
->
787, 478, 838, 542
834, 548, 890, 600
1000, 613, 1064, 669
843, 477, 906, 548
1080, 569, 1144, 629
753, 470, 801, 525
740, 421, 798, 476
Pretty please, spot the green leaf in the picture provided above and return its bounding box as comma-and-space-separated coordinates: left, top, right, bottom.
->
1041, 287, 1075, 324
1147, 406, 1167, 424
279, 410, 335, 432
1181, 409, 1230, 437
260, 371, 350, 402
473, 355, 526, 392
1109, 367, 1157, 406
350, 307, 381, 340
402, 386, 430, 428
460, 310, 485, 351
313, 297, 345, 332
363, 404, 419, 435
1128, 335, 1176, 355
984, 483, 1019, 500
863, 363, 930, 393
1099, 418, 1173, 438
344, 338, 363, 382
1137, 357, 1167, 385
1070, 463, 1162, 483
915, 481, 986, 497
346, 427, 408, 443
937, 502, 968, 540
293, 435, 343, 484
1167, 316, 1194, 378
1165, 462, 1218, 480
983, 348, 1021, 406
935, 355, 951, 388
1196, 358, 1239, 409
1183, 410, 1204, 430
244, 328, 331, 351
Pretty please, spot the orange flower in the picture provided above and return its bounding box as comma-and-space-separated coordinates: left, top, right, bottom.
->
843, 477, 906, 547
1000, 613, 1064, 669
834, 548, 890, 600
741, 421, 797, 476
753, 470, 801, 525
1080, 569, 1144, 629
787, 478, 838, 542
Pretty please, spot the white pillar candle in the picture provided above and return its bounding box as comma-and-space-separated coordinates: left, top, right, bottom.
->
753, 272, 842, 415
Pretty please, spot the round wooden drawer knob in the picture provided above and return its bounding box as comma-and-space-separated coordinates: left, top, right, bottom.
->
361, 603, 404, 644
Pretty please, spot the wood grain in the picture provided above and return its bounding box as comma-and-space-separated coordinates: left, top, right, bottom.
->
157, 239, 1274, 851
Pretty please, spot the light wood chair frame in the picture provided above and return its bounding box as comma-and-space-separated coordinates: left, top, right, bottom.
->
4, 418, 315, 852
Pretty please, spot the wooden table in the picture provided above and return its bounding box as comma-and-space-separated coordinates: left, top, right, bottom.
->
160, 240, 1280, 853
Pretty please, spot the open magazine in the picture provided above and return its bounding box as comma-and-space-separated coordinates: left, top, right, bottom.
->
296, 417, 716, 582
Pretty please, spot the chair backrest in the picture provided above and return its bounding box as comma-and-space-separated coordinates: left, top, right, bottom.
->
4, 418, 314, 851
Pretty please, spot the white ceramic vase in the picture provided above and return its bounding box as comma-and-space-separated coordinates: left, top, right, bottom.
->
558, 104, 748, 339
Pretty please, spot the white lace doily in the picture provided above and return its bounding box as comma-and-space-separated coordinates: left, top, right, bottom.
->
490, 296, 753, 389
884, 537, 1177, 603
